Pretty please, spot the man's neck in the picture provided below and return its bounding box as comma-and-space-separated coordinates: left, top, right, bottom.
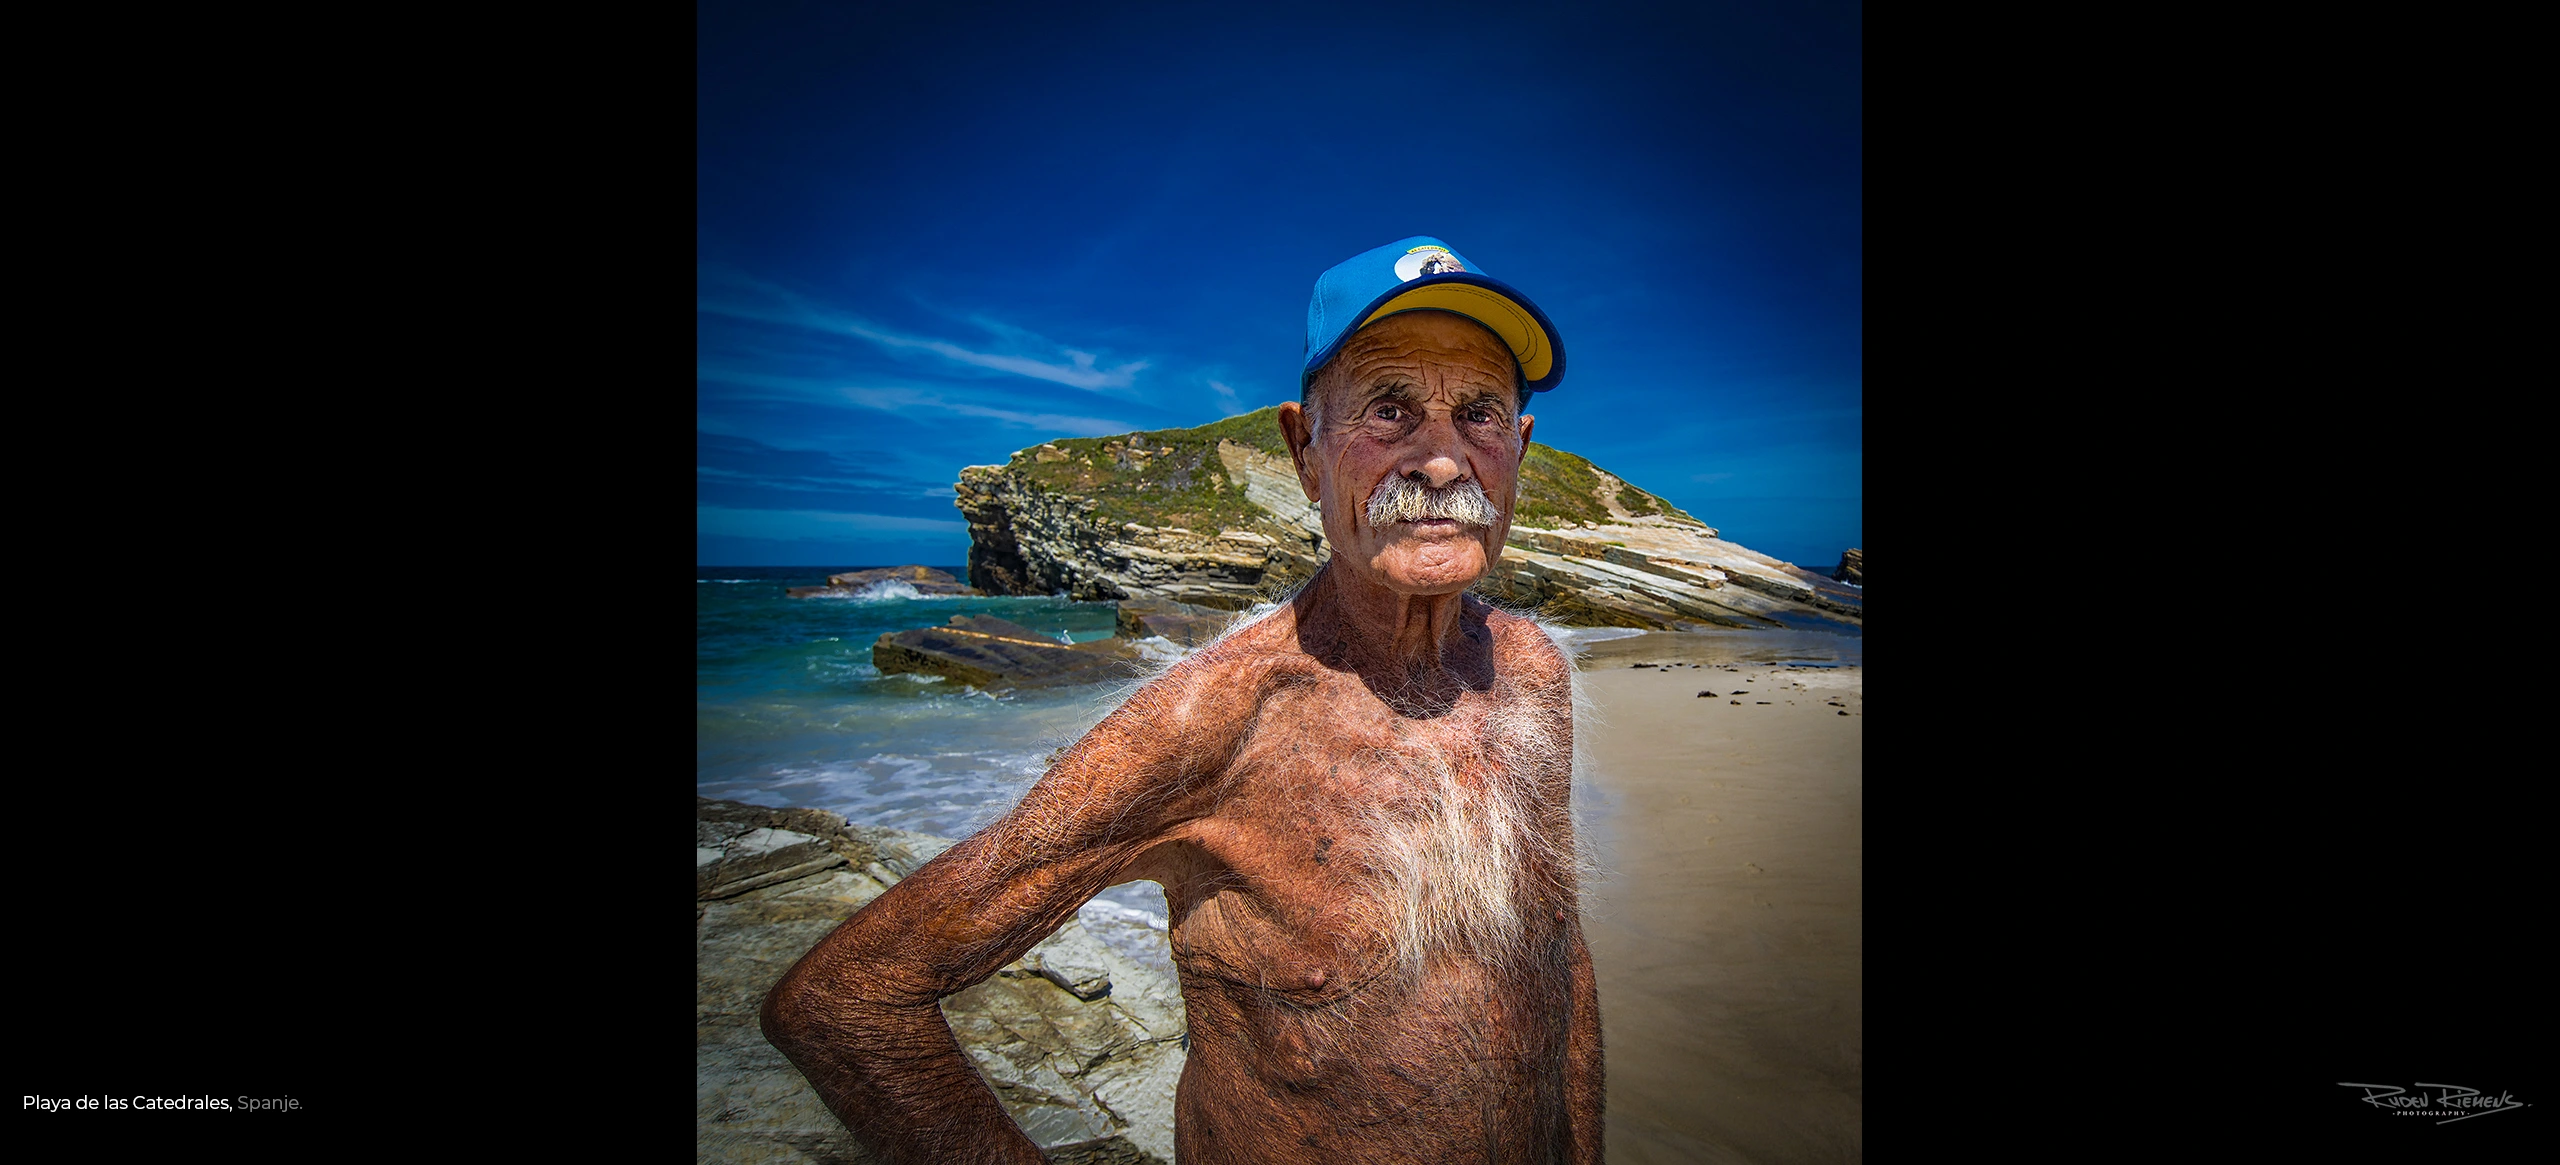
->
1292, 562, 1492, 713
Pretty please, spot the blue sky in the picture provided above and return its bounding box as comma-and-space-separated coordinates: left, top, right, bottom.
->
698, 1, 1861, 569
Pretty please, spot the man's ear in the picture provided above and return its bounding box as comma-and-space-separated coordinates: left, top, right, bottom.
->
1277, 401, 1322, 503
1517, 413, 1535, 464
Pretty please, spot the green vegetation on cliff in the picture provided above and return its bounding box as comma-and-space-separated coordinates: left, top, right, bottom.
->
1183, 408, 1295, 459
1506, 444, 1703, 529
999, 405, 1702, 532
1004, 410, 1281, 533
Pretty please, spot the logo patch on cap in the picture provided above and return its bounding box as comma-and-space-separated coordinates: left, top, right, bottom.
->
1394, 245, 1466, 283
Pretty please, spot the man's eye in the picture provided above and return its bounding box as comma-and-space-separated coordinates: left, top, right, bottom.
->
1462, 408, 1492, 423
1373, 404, 1402, 421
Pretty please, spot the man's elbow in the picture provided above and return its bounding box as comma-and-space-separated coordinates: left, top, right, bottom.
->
760, 970, 829, 1060
761, 960, 916, 1060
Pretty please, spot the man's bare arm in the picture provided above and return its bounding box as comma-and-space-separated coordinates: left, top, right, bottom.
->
1512, 613, 1604, 1165
759, 670, 1243, 1164
1566, 919, 1605, 1165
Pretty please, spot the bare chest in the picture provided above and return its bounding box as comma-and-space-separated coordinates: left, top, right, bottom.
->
1141, 679, 1575, 998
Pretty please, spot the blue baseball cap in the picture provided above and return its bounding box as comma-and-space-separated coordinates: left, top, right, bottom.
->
1302, 236, 1565, 395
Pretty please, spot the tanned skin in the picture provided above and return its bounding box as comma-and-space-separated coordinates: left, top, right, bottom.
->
761, 311, 1602, 1164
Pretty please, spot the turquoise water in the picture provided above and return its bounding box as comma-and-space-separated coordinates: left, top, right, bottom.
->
697, 565, 1182, 966
696, 566, 1133, 838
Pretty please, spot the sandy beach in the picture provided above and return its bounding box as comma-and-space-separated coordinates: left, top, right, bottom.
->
1572, 632, 1864, 1164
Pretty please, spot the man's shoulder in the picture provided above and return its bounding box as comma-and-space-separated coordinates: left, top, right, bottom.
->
1053, 609, 1318, 787
1181, 601, 1317, 674
1474, 600, 1574, 685
1116, 604, 1323, 714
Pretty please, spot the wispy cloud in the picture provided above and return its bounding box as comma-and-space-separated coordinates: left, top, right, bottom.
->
696, 432, 903, 488
844, 326, 1149, 389
1207, 380, 1245, 415
698, 266, 1150, 391
837, 386, 1134, 436
695, 366, 846, 404
696, 366, 1136, 437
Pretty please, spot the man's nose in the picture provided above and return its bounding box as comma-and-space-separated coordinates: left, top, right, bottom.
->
1404, 416, 1467, 489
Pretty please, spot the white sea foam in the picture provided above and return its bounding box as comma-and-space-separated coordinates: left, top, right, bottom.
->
763, 766, 855, 789
1080, 883, 1177, 979
1552, 625, 1649, 647
1078, 894, 1170, 933
1127, 635, 1190, 665
746, 748, 1061, 839
848, 580, 925, 601
795, 579, 972, 602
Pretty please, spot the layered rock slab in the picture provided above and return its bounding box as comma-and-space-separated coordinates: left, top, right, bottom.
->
870, 615, 1141, 692
1112, 598, 1240, 647
696, 798, 1185, 1164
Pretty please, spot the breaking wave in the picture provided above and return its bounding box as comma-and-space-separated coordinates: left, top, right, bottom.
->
811, 579, 964, 603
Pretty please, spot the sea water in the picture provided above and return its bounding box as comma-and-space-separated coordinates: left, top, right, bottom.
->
697, 566, 1183, 971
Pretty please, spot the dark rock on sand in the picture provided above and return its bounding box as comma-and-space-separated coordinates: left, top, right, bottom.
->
1832, 549, 1862, 585
697, 797, 1185, 1164
1114, 598, 1238, 648
872, 615, 1141, 692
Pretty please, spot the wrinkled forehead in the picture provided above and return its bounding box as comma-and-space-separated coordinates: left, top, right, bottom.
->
1313, 311, 1520, 405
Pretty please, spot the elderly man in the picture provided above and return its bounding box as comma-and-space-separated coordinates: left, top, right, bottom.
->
762, 236, 1599, 1164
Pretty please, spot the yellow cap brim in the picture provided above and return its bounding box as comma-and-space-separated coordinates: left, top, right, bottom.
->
1361, 282, 1554, 386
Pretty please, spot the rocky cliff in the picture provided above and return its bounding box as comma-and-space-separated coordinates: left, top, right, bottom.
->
953, 407, 1860, 633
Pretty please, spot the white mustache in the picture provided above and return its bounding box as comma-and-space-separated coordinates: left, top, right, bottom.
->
1364, 476, 1501, 527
